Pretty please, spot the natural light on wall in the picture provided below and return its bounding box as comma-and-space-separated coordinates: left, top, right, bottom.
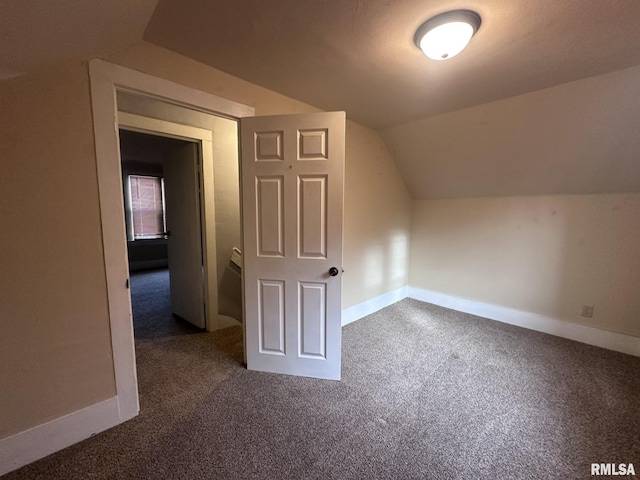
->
414, 10, 481, 60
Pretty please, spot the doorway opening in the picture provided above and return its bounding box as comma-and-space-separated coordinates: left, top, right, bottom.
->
90, 59, 255, 421
118, 128, 205, 338
116, 95, 244, 332
114, 92, 247, 411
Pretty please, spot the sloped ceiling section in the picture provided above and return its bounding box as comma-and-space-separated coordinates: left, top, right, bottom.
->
2, 1, 638, 198
144, 0, 640, 130
0, 0, 158, 79
381, 65, 640, 199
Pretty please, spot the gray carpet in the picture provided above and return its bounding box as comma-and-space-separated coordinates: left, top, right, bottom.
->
5, 298, 640, 479
130, 269, 204, 339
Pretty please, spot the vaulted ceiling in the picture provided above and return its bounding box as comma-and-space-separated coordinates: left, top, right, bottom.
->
2, 0, 640, 198
144, 0, 640, 130
0, 0, 158, 79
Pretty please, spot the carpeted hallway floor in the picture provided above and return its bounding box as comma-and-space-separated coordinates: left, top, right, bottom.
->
129, 269, 204, 339
4, 275, 640, 479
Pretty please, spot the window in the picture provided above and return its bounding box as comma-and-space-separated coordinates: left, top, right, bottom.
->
128, 175, 166, 240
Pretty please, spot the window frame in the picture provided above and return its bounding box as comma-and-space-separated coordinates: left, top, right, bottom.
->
124, 173, 167, 242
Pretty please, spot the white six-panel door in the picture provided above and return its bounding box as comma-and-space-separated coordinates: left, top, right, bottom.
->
241, 112, 345, 380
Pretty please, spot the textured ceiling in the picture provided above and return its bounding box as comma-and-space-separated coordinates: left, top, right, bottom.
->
3, 1, 639, 198
144, 0, 640, 129
0, 0, 158, 79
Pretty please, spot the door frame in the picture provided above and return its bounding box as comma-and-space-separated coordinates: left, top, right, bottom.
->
119, 113, 213, 330
89, 60, 254, 421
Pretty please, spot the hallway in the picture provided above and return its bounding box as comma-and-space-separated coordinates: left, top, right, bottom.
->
130, 268, 204, 339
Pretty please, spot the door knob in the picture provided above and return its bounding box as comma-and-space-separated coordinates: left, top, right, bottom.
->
329, 267, 340, 277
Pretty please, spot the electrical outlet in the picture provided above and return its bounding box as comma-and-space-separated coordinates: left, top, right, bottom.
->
581, 305, 594, 318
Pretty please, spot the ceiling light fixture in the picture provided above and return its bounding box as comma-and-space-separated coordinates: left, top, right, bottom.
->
414, 10, 481, 61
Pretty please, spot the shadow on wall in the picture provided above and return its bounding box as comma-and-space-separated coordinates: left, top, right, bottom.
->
127, 240, 168, 272
555, 194, 640, 336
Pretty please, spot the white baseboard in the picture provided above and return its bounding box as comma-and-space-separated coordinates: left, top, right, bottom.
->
408, 287, 640, 357
341, 286, 408, 326
0, 397, 123, 476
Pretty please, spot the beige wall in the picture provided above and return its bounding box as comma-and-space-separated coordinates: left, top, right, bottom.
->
106, 42, 412, 308
0, 42, 410, 439
344, 121, 411, 306
382, 64, 640, 199
0, 62, 116, 437
410, 194, 640, 337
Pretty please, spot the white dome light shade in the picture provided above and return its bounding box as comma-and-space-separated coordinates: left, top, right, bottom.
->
419, 22, 475, 60
414, 10, 481, 61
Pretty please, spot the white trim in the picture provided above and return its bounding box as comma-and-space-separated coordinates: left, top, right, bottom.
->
85, 59, 254, 449
90, 60, 140, 422
90, 60, 254, 119
118, 111, 213, 142
0, 397, 119, 476
118, 112, 223, 332
341, 286, 409, 326
408, 287, 640, 357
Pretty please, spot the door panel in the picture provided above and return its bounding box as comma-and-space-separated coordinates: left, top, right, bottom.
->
299, 282, 326, 358
241, 112, 345, 380
163, 142, 206, 329
256, 176, 285, 256
298, 175, 327, 258
258, 279, 286, 354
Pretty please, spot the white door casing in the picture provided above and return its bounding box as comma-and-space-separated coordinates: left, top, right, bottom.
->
38, 60, 256, 469
163, 142, 206, 329
241, 111, 346, 380
117, 112, 227, 332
